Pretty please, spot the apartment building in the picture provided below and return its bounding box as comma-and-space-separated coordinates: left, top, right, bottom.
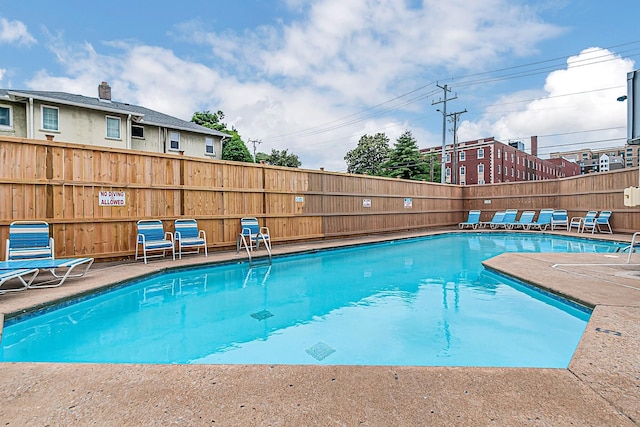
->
422, 136, 580, 185
549, 146, 638, 173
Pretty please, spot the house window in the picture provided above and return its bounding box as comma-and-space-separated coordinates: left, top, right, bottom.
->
497, 164, 501, 174
445, 167, 451, 177
106, 116, 121, 139
132, 125, 144, 138
0, 105, 12, 128
459, 151, 465, 161
497, 149, 501, 159
477, 148, 484, 159
205, 137, 214, 154
445, 153, 451, 163
478, 164, 484, 173
460, 165, 466, 175
478, 179, 485, 184
169, 131, 180, 150
42, 106, 59, 131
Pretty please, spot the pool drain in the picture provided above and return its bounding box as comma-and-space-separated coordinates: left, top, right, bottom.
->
250, 310, 274, 320
306, 342, 336, 361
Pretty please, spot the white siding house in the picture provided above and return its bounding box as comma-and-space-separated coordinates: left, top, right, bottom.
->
0, 82, 230, 159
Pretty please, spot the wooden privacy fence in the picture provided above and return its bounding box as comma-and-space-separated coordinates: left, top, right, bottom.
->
462, 170, 640, 232
1, 136, 639, 260
0, 137, 462, 259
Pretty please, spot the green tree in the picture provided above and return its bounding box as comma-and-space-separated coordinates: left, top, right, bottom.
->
221, 132, 254, 163
191, 110, 228, 132
256, 149, 302, 168
344, 133, 391, 175
255, 152, 269, 164
383, 130, 429, 180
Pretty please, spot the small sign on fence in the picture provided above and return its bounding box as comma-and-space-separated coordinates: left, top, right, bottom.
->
99, 191, 126, 206
363, 199, 372, 208
404, 198, 412, 208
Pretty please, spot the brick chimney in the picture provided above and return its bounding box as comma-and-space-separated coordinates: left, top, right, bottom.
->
98, 81, 111, 101
530, 135, 538, 157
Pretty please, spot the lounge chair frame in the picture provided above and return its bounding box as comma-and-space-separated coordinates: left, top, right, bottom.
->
480, 211, 505, 229
135, 220, 175, 264
529, 209, 554, 231
506, 211, 535, 230
174, 219, 208, 259
0, 258, 94, 288
551, 210, 569, 231
459, 210, 481, 230
595, 210, 613, 234
0, 268, 39, 294
579, 211, 599, 234
237, 217, 272, 252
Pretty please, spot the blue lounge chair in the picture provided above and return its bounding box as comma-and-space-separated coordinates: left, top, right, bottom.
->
579, 211, 599, 233
459, 210, 481, 230
0, 258, 93, 288
135, 220, 175, 264
0, 268, 39, 293
480, 211, 505, 229
4, 220, 94, 287
551, 209, 569, 231
595, 210, 612, 234
174, 219, 208, 259
5, 221, 54, 260
491, 209, 517, 229
529, 209, 554, 231
506, 211, 535, 230
237, 217, 271, 252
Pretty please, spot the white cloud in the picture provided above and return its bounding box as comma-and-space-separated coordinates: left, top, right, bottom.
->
0, 18, 37, 46
23, 0, 576, 170
459, 48, 635, 157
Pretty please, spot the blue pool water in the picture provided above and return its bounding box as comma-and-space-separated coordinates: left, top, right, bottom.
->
0, 233, 621, 367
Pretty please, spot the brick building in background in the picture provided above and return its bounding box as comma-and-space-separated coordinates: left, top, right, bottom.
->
422, 136, 581, 185
549, 146, 639, 174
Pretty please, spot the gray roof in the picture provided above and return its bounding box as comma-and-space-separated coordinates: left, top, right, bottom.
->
0, 89, 231, 138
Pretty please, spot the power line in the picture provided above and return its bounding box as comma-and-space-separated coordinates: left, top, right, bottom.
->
259, 39, 640, 159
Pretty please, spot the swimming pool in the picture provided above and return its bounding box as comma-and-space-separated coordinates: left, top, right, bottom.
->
0, 233, 621, 367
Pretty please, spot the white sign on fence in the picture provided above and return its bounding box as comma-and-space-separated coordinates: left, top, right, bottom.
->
99, 191, 126, 206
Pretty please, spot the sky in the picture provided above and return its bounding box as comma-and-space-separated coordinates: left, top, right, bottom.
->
1, 0, 639, 171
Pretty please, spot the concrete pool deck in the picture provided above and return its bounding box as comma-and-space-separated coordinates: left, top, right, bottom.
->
0, 229, 638, 426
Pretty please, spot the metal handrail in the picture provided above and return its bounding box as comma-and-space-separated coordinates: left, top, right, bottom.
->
626, 231, 640, 264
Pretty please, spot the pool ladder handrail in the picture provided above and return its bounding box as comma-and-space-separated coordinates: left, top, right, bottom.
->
237, 233, 272, 266
622, 231, 640, 264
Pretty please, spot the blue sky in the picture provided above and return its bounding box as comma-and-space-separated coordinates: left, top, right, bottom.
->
1, 0, 639, 171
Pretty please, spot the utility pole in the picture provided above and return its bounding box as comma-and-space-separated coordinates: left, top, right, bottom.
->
249, 138, 262, 162
448, 109, 467, 185
432, 83, 457, 183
